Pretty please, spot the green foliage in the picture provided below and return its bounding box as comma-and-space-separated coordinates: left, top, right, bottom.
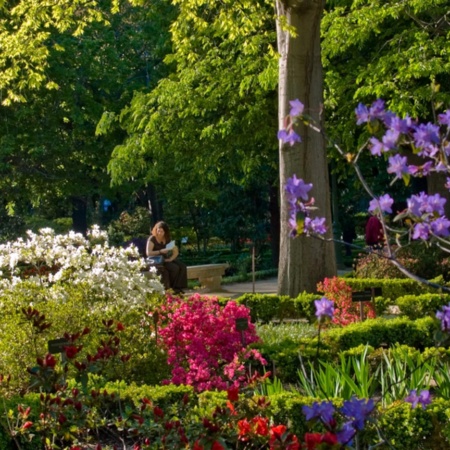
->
107, 207, 152, 246
297, 345, 378, 400
354, 244, 450, 281
235, 292, 322, 323
323, 316, 437, 352
397, 293, 450, 320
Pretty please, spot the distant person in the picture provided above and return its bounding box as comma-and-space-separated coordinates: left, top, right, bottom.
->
365, 214, 384, 249
146, 221, 187, 294
341, 216, 357, 257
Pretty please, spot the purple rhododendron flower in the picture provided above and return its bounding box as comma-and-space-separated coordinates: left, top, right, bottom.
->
302, 401, 335, 424
369, 99, 386, 121
341, 397, 375, 430
369, 137, 385, 156
413, 122, 440, 148
412, 222, 431, 240
355, 103, 369, 125
427, 193, 447, 215
436, 304, 450, 331
405, 390, 431, 409
438, 110, 450, 126
369, 194, 393, 214
387, 114, 415, 134
278, 129, 302, 146
289, 99, 304, 117
382, 129, 400, 150
314, 297, 334, 320
285, 175, 312, 202
387, 154, 409, 178
305, 216, 327, 235
431, 217, 450, 237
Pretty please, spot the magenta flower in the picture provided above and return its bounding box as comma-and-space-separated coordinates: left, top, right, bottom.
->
405, 390, 431, 409
314, 297, 335, 321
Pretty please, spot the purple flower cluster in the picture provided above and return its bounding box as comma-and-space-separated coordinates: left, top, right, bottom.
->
277, 100, 304, 146
355, 99, 450, 242
302, 397, 374, 446
285, 174, 327, 237
436, 304, 450, 331
404, 390, 431, 409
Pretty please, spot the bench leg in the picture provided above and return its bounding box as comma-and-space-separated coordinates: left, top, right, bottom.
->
198, 276, 222, 292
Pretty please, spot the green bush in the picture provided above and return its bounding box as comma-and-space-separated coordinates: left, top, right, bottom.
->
322, 317, 437, 352
0, 282, 168, 391
397, 293, 450, 320
234, 292, 321, 323
354, 243, 450, 281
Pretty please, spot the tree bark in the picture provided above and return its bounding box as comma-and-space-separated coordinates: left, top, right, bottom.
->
276, 0, 336, 295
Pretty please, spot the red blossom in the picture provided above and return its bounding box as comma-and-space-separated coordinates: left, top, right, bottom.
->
227, 386, 239, 402
211, 442, 225, 450
21, 421, 33, 430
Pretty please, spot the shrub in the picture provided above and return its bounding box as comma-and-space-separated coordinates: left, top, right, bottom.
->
317, 277, 376, 326
157, 294, 267, 391
397, 293, 450, 320
354, 243, 450, 281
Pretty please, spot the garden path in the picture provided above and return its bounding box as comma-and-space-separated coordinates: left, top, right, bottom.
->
185, 269, 352, 299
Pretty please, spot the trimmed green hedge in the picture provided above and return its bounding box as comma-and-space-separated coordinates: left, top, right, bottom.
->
234, 292, 322, 323
396, 293, 450, 320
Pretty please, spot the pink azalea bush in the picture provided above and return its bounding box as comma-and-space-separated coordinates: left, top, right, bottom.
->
157, 293, 266, 392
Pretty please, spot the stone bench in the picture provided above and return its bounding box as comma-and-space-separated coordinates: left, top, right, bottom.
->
187, 263, 229, 292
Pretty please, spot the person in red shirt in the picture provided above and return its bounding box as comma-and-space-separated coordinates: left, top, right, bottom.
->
365, 214, 384, 249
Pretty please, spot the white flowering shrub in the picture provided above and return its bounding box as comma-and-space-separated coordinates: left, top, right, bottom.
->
0, 227, 168, 389
0, 226, 164, 306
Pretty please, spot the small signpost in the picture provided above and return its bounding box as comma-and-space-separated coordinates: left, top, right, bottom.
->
351, 287, 382, 321
48, 338, 70, 354
235, 317, 249, 346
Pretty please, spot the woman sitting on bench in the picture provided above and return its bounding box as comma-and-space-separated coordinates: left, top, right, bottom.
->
146, 221, 187, 294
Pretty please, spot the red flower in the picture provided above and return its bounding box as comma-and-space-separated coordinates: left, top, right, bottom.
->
305, 433, 323, 450
21, 421, 33, 430
43, 354, 57, 368
322, 432, 338, 445
193, 441, 203, 450
212, 442, 225, 450
270, 424, 287, 441
227, 386, 239, 402
64, 345, 79, 359
238, 418, 251, 440
253, 416, 269, 436
153, 406, 165, 419
116, 322, 125, 331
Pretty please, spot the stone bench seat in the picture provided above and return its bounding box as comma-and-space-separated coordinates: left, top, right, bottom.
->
187, 263, 229, 292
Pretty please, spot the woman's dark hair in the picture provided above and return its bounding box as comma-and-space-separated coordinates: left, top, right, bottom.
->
151, 221, 171, 243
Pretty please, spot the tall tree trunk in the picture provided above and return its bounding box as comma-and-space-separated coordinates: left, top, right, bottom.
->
276, 0, 336, 295
269, 183, 280, 268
